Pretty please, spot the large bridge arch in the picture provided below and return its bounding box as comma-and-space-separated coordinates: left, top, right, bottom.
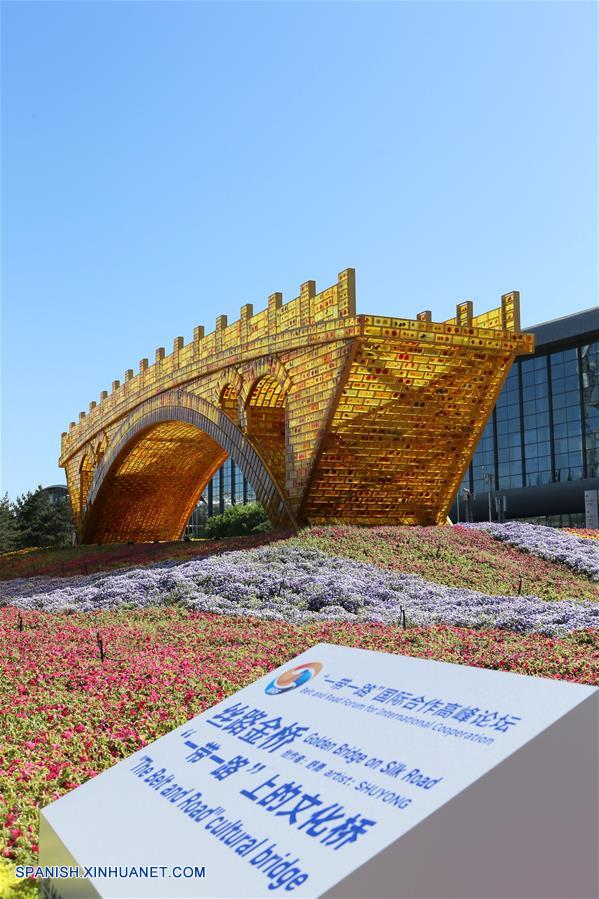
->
80, 390, 296, 543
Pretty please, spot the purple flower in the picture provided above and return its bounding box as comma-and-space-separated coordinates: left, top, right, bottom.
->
1, 544, 597, 636
470, 522, 599, 582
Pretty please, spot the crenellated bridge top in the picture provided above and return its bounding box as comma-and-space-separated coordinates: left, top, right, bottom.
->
59, 268, 532, 466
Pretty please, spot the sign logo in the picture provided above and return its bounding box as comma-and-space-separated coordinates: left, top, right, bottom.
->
265, 662, 323, 695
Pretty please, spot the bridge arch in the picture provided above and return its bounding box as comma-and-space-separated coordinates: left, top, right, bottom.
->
78, 450, 94, 520
93, 431, 108, 466
219, 384, 240, 424
80, 390, 296, 544
214, 369, 243, 424
244, 373, 288, 490
238, 356, 291, 406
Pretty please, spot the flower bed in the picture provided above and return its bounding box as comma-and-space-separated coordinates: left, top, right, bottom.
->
3, 545, 598, 635
566, 528, 599, 540
473, 522, 599, 581
0, 531, 287, 581
289, 525, 599, 601
1, 606, 597, 872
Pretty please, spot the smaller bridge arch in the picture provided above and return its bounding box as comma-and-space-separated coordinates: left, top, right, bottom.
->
78, 451, 94, 520
238, 356, 291, 407
244, 373, 288, 491
214, 369, 244, 424
93, 432, 108, 466
80, 390, 296, 544
219, 384, 240, 424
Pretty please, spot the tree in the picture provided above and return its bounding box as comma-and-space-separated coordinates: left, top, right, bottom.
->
0, 493, 18, 554
14, 486, 74, 548
200, 502, 271, 538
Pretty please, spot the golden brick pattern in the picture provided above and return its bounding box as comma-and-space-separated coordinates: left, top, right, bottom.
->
304, 339, 512, 525
245, 376, 287, 491
59, 270, 533, 542
83, 421, 228, 544
219, 384, 239, 423
80, 392, 295, 542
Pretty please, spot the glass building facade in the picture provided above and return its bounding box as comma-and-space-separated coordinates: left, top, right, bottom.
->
185, 459, 257, 536
454, 308, 599, 526
41, 484, 69, 506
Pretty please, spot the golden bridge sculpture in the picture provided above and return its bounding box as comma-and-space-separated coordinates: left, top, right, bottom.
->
59, 269, 533, 543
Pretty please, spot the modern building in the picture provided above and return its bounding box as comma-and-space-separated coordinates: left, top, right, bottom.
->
40, 484, 69, 505
452, 307, 599, 526
185, 459, 257, 536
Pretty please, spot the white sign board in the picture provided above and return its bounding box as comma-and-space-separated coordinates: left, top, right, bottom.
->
585, 488, 599, 529
40, 643, 598, 899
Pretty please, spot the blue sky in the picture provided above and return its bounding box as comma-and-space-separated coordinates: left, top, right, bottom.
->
1, 1, 597, 499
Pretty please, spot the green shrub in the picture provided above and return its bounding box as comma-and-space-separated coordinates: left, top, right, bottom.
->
13, 487, 74, 549
0, 494, 18, 554
200, 502, 270, 538
0, 860, 38, 898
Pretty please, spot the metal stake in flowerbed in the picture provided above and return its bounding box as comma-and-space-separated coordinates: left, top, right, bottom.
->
95, 631, 125, 665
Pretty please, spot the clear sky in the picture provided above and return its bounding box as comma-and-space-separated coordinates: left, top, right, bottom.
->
1, 1, 597, 499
